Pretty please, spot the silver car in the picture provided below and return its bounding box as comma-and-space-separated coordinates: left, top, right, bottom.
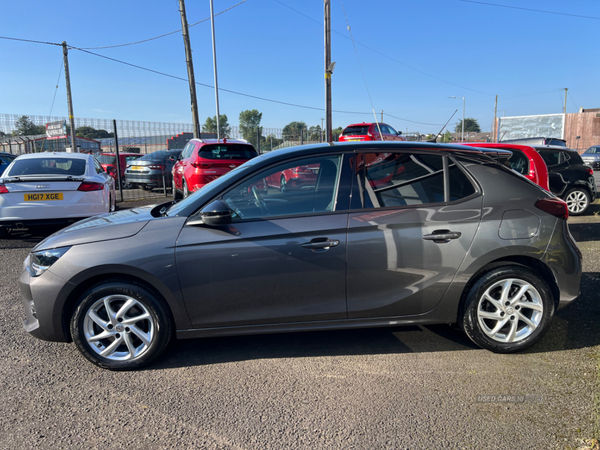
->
20, 142, 582, 370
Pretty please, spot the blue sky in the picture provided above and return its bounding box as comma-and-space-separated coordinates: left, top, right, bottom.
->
1, 0, 598, 134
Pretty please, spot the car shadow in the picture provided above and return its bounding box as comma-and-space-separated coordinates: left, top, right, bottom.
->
568, 221, 600, 242
150, 324, 481, 370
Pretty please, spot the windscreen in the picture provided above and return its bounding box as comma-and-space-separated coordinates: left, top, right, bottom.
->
198, 144, 258, 160
97, 154, 116, 164
6, 157, 87, 176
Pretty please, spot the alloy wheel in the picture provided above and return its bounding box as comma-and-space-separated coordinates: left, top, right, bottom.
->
82, 295, 155, 361
476, 278, 543, 343
565, 190, 588, 214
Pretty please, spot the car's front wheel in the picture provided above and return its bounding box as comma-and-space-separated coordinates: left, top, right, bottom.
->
70, 280, 172, 370
461, 265, 554, 353
172, 180, 182, 200
563, 188, 590, 216
183, 180, 189, 198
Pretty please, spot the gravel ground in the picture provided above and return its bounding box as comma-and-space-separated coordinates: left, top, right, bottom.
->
0, 206, 598, 449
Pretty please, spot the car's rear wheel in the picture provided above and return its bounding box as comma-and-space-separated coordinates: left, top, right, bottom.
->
564, 188, 590, 215
461, 265, 554, 353
280, 176, 286, 193
121, 179, 132, 190
172, 180, 182, 200
109, 193, 116, 212
70, 280, 172, 370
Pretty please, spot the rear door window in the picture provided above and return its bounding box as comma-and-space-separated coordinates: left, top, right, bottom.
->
507, 150, 529, 175
351, 152, 475, 209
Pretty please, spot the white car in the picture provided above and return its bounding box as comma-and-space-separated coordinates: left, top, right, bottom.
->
0, 152, 116, 236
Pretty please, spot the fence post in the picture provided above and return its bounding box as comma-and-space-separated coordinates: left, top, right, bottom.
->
301, 129, 304, 145
112, 119, 124, 203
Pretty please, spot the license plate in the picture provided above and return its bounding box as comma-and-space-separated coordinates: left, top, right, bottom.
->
130, 166, 143, 171
346, 138, 361, 141
24, 193, 64, 201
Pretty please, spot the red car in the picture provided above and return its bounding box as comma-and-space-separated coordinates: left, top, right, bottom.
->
264, 164, 319, 193
338, 123, 407, 142
462, 143, 550, 191
97, 152, 141, 189
172, 139, 258, 198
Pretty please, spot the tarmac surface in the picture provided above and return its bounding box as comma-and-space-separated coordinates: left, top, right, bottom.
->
0, 201, 598, 449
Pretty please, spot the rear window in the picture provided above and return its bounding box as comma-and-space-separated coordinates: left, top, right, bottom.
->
198, 144, 258, 160
7, 157, 87, 176
97, 154, 116, 165
342, 126, 370, 136
138, 151, 179, 161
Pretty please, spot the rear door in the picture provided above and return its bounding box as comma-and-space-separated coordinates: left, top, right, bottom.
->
538, 149, 570, 195
346, 151, 482, 318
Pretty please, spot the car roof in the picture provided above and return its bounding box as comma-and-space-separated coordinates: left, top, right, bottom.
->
13, 152, 90, 160
189, 138, 253, 146
100, 152, 140, 156
344, 123, 386, 127
259, 141, 511, 163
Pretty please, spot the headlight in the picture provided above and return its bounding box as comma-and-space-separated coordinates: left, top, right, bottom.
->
28, 247, 71, 277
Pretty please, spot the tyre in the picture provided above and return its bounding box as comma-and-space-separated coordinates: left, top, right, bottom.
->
280, 176, 286, 193
121, 179, 132, 190
141, 185, 153, 191
70, 279, 173, 370
461, 265, 554, 353
172, 181, 182, 200
109, 193, 116, 213
0, 227, 9, 239
563, 188, 590, 216
183, 180, 189, 198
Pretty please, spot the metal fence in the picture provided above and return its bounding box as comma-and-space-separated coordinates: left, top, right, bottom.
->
1, 113, 423, 203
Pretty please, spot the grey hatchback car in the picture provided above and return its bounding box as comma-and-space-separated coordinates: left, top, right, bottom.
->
20, 142, 582, 370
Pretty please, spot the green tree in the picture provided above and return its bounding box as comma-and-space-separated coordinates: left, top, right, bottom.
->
202, 114, 231, 137
282, 121, 307, 141
75, 126, 114, 139
239, 109, 263, 147
332, 126, 343, 141
455, 118, 481, 133
264, 134, 283, 151
308, 125, 322, 141
13, 115, 46, 136
440, 130, 453, 143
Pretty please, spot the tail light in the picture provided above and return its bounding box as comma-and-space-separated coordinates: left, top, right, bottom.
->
191, 162, 212, 169
0, 184, 8, 194
78, 182, 104, 191
535, 198, 569, 220
585, 167, 594, 175
148, 165, 164, 170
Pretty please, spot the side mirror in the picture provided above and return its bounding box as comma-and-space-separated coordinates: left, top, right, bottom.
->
107, 166, 116, 173
197, 200, 233, 226
397, 131, 402, 135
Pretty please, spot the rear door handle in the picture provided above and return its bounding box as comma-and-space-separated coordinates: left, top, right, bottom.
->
301, 238, 340, 250
422, 230, 462, 243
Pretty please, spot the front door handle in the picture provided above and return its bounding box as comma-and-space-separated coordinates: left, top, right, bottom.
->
422, 230, 462, 243
301, 238, 340, 251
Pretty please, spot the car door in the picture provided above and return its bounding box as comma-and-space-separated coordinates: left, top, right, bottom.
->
538, 149, 570, 195
346, 151, 482, 318
175, 153, 351, 328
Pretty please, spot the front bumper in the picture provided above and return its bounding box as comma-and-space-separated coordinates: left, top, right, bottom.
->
19, 256, 73, 342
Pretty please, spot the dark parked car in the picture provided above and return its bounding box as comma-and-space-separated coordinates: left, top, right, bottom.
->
0, 152, 17, 175
502, 141, 596, 215
98, 152, 141, 189
124, 149, 182, 190
20, 142, 581, 370
581, 145, 600, 169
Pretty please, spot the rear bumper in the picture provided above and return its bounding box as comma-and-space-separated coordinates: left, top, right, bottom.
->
125, 173, 169, 187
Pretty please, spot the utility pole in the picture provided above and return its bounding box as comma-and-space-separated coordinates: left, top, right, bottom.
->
381, 110, 383, 123
179, 0, 200, 138
493, 94, 498, 143
563, 88, 568, 114
209, 0, 221, 140
62, 42, 77, 152
324, 0, 332, 143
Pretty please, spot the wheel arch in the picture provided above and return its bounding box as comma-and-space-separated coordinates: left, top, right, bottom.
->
457, 255, 560, 323
59, 269, 185, 343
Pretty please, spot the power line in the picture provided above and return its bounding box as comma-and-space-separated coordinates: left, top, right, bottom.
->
460, 0, 600, 20
49, 60, 64, 117
273, 0, 494, 96
79, 0, 247, 49
69, 46, 375, 115
0, 36, 60, 46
